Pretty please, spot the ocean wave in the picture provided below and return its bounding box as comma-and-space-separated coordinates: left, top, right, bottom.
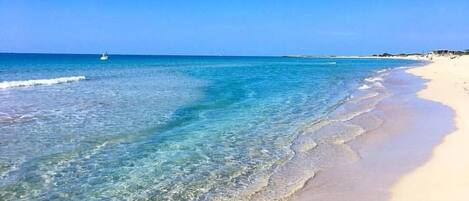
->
0, 76, 86, 89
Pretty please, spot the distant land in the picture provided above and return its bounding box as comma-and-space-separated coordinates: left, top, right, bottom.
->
284, 49, 469, 59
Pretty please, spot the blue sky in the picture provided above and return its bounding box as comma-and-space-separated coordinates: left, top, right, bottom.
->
1, 0, 468, 56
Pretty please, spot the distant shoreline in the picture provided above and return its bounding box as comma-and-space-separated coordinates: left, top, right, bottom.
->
284, 49, 469, 60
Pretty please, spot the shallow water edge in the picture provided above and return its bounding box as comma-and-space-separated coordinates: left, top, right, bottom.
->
289, 64, 454, 201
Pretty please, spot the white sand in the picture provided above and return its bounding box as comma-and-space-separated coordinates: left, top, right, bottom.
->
390, 55, 469, 201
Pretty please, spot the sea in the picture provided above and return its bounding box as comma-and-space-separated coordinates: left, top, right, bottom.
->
0, 53, 422, 200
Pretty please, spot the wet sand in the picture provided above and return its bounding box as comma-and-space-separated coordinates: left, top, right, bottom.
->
390, 55, 469, 201
290, 59, 455, 200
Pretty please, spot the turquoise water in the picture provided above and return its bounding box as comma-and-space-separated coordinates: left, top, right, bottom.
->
0, 54, 420, 200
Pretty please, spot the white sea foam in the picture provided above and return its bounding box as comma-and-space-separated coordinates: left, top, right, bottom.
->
358, 84, 371, 90
0, 76, 86, 89
373, 82, 384, 88
376, 69, 389, 74
364, 77, 384, 83
395, 66, 411, 70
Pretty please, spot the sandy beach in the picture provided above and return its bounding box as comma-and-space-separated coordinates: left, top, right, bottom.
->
290, 55, 469, 201
390, 55, 469, 201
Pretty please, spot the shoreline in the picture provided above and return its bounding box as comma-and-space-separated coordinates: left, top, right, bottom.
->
390, 55, 469, 200
247, 59, 426, 200
290, 57, 456, 201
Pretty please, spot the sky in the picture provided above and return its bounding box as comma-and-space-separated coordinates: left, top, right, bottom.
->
1, 0, 469, 56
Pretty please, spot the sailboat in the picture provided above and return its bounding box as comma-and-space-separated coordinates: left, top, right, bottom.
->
100, 52, 109, 61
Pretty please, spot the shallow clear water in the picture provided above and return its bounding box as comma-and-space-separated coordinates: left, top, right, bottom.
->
0, 54, 420, 200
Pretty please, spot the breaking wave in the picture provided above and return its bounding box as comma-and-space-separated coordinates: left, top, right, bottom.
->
0, 76, 86, 89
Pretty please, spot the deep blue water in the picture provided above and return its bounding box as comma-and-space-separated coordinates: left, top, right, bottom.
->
0, 54, 420, 200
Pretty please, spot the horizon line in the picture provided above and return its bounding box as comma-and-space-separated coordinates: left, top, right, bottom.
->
0, 51, 399, 58
0, 51, 290, 57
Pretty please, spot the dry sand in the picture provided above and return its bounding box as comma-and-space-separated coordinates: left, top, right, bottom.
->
390, 55, 469, 201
